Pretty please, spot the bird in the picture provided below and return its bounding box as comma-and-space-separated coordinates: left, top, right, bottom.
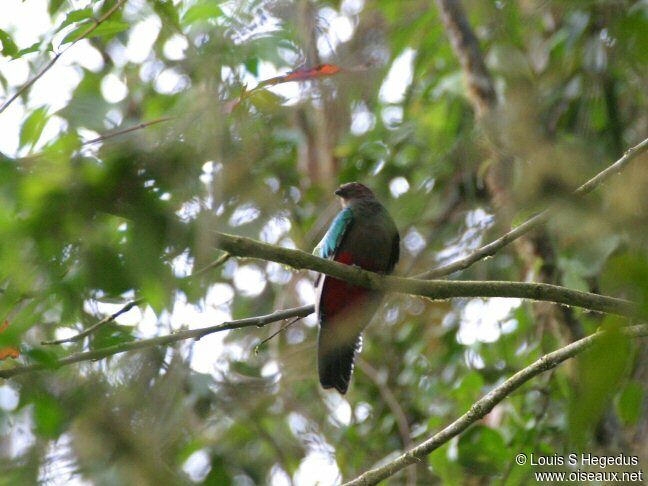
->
313, 182, 400, 394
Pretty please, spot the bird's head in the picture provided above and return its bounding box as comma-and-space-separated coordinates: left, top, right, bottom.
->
334, 182, 375, 206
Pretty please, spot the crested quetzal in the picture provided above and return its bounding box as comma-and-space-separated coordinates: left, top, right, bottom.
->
313, 182, 400, 394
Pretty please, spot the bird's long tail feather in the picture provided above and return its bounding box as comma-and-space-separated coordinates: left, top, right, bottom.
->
318, 331, 362, 394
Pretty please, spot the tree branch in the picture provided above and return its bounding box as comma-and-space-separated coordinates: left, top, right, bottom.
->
434, 0, 496, 116
214, 233, 635, 317
0, 305, 313, 380
418, 136, 648, 279
82, 116, 173, 145
0, 0, 128, 115
41, 253, 230, 346
343, 324, 648, 485
187, 252, 231, 279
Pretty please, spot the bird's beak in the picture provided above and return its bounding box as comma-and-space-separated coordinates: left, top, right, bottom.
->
334, 188, 343, 196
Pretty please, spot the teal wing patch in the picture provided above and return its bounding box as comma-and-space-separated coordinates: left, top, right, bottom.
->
313, 207, 353, 259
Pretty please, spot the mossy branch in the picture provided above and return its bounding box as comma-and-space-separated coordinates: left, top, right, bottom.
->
419, 136, 648, 279
344, 324, 648, 485
214, 232, 635, 317
0, 305, 313, 380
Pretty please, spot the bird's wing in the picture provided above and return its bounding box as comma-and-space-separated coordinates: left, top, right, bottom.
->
313, 207, 354, 259
314, 207, 369, 394
387, 231, 400, 273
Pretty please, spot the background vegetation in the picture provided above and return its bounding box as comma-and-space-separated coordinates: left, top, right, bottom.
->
0, 0, 647, 484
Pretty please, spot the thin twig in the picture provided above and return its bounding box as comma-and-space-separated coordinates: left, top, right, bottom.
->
187, 252, 231, 279
358, 358, 411, 447
41, 253, 231, 346
83, 116, 173, 145
343, 324, 648, 485
254, 316, 302, 355
417, 137, 648, 279
358, 358, 416, 486
41, 298, 144, 346
0, 305, 314, 379
0, 0, 128, 115
0, 53, 61, 115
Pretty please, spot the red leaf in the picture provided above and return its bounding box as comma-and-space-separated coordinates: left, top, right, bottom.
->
251, 64, 344, 93
282, 63, 342, 82
223, 63, 349, 113
0, 320, 20, 360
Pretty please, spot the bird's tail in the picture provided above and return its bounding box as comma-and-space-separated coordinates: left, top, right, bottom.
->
318, 329, 362, 394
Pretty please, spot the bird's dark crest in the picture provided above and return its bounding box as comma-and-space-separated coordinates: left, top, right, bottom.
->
334, 182, 375, 200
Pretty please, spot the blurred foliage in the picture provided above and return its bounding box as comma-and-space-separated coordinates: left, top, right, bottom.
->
0, 0, 647, 484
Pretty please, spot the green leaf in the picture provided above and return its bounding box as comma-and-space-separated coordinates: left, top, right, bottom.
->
154, 0, 181, 30
601, 252, 648, 317
17, 41, 45, 56
61, 20, 129, 45
87, 20, 131, 40
617, 381, 644, 426
452, 371, 485, 405
0, 29, 18, 58
568, 323, 631, 446
19, 106, 49, 150
90, 324, 136, 350
248, 89, 284, 112
231, 360, 261, 378
42, 130, 82, 158
177, 440, 207, 465
561, 261, 590, 292
203, 454, 233, 485
502, 448, 534, 486
457, 425, 508, 475
84, 244, 132, 295
48, 0, 67, 15
58, 69, 111, 130
61, 23, 91, 45
24, 348, 60, 368
56, 7, 94, 33
34, 394, 64, 438
244, 57, 259, 76
182, 1, 223, 26
141, 278, 169, 314
429, 443, 464, 486
560, 235, 621, 278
